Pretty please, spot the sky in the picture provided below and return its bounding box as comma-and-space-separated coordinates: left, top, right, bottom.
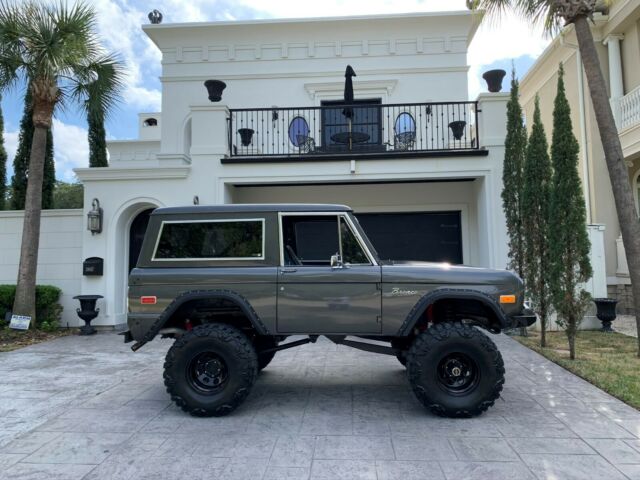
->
0, 0, 551, 182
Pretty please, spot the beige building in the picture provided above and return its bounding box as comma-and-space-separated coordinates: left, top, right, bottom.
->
520, 0, 640, 313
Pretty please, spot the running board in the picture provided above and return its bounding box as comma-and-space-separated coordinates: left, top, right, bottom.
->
326, 336, 397, 356
261, 335, 319, 354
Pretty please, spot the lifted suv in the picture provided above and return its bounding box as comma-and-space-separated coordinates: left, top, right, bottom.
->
124, 204, 534, 418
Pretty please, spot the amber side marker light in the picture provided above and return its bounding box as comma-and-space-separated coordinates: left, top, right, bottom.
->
499, 295, 516, 304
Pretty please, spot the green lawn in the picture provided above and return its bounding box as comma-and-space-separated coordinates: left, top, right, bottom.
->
516, 331, 640, 410
0, 327, 73, 353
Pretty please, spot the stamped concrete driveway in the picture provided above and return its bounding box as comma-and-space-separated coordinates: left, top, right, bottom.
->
0, 332, 639, 480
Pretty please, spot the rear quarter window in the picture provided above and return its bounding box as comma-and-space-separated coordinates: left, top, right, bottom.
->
153, 219, 265, 260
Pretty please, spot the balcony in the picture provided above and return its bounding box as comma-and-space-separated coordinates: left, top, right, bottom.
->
225, 101, 482, 163
620, 85, 640, 131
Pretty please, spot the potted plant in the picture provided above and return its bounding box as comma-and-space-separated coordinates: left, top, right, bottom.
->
482, 69, 507, 93
593, 298, 618, 332
448, 120, 467, 140
238, 128, 255, 147
204, 80, 226, 102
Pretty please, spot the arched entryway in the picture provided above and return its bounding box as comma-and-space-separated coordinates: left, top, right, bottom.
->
129, 208, 154, 272
110, 199, 163, 325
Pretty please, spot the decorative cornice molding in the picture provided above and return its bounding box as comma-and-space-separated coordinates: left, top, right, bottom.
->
159, 66, 469, 83
303, 79, 398, 100
160, 35, 468, 65
74, 166, 190, 182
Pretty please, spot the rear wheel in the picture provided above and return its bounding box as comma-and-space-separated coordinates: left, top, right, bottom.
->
163, 323, 258, 417
406, 322, 504, 418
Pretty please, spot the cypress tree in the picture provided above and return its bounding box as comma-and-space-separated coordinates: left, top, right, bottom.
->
548, 64, 592, 360
10, 90, 33, 210
522, 96, 553, 348
10, 89, 55, 210
88, 108, 108, 167
0, 94, 7, 210
42, 129, 55, 209
501, 69, 527, 277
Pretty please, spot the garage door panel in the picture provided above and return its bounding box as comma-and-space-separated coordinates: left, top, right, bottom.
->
356, 212, 462, 264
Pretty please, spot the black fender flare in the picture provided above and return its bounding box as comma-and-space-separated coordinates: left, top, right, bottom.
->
142, 289, 269, 342
397, 288, 508, 335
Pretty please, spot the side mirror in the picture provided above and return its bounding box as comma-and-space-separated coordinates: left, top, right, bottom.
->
330, 253, 344, 269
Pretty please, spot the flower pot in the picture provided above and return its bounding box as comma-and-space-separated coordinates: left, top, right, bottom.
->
238, 128, 255, 147
73, 294, 103, 336
593, 298, 618, 332
204, 80, 226, 102
482, 69, 507, 93
448, 120, 467, 140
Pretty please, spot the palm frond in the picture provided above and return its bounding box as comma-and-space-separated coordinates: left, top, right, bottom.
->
0, 0, 124, 118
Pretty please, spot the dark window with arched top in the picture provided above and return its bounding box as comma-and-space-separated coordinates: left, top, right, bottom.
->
129, 209, 154, 272
143, 118, 158, 127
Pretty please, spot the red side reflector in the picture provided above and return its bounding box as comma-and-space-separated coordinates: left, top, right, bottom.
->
140, 296, 157, 305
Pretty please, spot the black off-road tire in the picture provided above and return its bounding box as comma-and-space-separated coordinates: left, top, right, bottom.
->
163, 323, 258, 417
254, 336, 278, 371
406, 322, 504, 418
391, 338, 408, 367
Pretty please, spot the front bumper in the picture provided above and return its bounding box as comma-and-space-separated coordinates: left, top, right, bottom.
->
508, 308, 537, 328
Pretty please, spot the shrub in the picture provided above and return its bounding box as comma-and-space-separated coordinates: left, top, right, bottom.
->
0, 285, 63, 329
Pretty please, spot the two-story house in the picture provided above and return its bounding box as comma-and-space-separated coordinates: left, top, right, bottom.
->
47, 10, 515, 328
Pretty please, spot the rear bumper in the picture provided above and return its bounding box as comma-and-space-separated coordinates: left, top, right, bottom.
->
508, 308, 537, 328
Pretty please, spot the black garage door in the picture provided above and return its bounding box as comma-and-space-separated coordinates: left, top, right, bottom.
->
356, 211, 462, 264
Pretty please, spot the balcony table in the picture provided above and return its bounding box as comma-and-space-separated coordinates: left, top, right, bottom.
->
330, 131, 370, 146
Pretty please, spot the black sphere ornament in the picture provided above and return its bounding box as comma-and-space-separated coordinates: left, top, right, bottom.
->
204, 80, 227, 102
148, 9, 163, 24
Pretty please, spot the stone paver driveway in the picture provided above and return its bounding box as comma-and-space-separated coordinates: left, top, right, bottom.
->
1, 333, 639, 480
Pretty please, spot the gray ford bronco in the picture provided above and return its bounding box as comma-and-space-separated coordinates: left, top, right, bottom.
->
124, 204, 535, 418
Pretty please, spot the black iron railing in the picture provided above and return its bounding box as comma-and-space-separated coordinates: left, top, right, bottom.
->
228, 101, 480, 158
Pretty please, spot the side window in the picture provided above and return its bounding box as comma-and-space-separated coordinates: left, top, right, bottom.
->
282, 215, 339, 266
154, 220, 263, 260
281, 214, 370, 266
340, 217, 370, 265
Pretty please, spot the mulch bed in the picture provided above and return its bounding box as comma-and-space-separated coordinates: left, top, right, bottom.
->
0, 327, 75, 353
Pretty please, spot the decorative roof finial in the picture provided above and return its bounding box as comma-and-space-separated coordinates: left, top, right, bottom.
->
148, 9, 163, 24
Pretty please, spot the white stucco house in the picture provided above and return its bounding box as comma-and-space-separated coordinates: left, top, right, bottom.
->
6, 10, 597, 329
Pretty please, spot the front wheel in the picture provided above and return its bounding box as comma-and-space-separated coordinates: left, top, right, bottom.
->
406, 322, 504, 418
254, 336, 278, 371
163, 323, 258, 417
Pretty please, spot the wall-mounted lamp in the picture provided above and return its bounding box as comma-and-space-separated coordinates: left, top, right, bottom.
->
87, 198, 103, 235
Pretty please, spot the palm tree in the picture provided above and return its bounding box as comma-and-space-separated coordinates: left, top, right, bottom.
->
471, 0, 640, 356
0, 1, 123, 325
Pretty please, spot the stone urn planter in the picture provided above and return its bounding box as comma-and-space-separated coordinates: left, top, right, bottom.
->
204, 80, 226, 102
238, 128, 255, 147
448, 120, 467, 140
482, 69, 507, 93
73, 295, 103, 336
593, 298, 618, 332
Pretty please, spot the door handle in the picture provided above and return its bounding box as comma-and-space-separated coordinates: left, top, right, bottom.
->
280, 268, 297, 274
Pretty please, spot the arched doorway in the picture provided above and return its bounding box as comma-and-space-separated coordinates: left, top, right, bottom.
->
129, 208, 154, 272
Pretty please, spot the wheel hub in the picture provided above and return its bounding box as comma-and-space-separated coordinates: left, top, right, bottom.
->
436, 352, 480, 395
188, 352, 229, 393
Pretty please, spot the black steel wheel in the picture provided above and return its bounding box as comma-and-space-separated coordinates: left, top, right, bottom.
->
254, 336, 278, 371
406, 322, 504, 418
163, 323, 258, 417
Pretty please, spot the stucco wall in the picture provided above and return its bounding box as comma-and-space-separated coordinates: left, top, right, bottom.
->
0, 210, 84, 327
